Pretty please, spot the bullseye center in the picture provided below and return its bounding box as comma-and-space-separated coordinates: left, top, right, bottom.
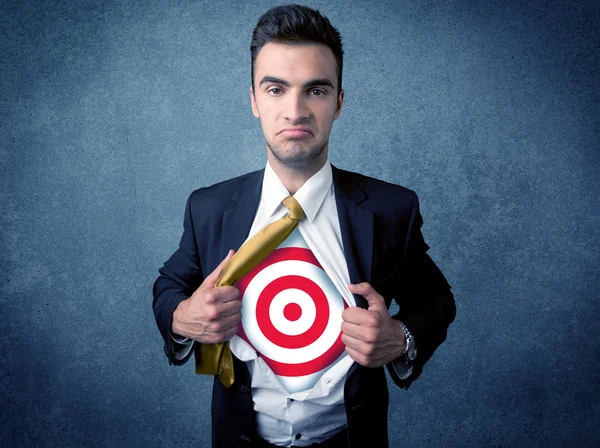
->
283, 302, 302, 321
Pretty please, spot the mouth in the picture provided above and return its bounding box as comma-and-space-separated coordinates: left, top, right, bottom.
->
279, 128, 313, 138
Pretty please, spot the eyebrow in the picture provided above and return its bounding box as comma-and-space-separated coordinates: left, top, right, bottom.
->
259, 76, 334, 90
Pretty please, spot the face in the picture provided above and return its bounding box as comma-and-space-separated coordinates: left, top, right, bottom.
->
250, 42, 344, 171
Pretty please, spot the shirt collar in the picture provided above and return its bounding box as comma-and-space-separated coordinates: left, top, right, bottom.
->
262, 159, 333, 223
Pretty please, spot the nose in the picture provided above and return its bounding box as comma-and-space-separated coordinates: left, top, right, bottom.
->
283, 92, 310, 122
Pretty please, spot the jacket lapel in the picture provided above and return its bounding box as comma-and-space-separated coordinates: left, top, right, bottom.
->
331, 164, 375, 382
331, 164, 374, 311
221, 169, 265, 257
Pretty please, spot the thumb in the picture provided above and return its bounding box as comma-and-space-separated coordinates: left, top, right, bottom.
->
204, 249, 236, 288
348, 282, 385, 311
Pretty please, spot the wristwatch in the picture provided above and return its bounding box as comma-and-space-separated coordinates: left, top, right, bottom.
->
397, 320, 417, 364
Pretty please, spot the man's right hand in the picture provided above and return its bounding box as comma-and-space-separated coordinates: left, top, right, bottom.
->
171, 249, 241, 344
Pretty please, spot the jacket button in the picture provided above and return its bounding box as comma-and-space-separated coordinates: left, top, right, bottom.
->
238, 385, 250, 394
239, 434, 251, 442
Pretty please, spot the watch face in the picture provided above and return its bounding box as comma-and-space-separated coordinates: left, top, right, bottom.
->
407, 342, 417, 361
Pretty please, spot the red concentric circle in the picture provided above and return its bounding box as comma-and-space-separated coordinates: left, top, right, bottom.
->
256, 275, 329, 349
283, 303, 302, 321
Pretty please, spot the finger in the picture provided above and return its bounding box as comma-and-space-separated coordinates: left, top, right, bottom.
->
344, 345, 367, 366
340, 321, 363, 339
212, 285, 241, 303
215, 299, 243, 318
208, 312, 242, 334
348, 283, 386, 311
343, 322, 379, 344
341, 306, 371, 325
341, 333, 363, 352
204, 249, 236, 287
346, 345, 383, 368
222, 324, 240, 341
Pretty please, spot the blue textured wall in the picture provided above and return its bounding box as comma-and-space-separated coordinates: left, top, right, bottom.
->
1, 0, 598, 446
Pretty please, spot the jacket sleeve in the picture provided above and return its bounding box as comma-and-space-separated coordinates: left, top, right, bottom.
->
152, 192, 204, 366
386, 190, 456, 389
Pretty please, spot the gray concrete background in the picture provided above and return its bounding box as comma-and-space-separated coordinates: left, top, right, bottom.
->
1, 0, 599, 446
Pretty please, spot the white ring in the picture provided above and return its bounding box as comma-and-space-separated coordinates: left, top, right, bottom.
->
269, 289, 316, 336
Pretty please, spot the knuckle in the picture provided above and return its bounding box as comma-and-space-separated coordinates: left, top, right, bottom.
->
208, 321, 223, 333
204, 307, 219, 321
203, 291, 216, 304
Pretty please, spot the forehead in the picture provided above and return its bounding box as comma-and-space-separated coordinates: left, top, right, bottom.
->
254, 42, 338, 87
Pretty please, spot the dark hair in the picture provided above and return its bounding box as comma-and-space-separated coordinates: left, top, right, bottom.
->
250, 4, 344, 94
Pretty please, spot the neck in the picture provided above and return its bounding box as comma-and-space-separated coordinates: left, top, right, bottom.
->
267, 151, 328, 195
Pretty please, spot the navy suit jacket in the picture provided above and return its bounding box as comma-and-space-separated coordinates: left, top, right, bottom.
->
153, 163, 455, 447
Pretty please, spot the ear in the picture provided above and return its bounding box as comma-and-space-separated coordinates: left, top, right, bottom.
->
333, 89, 344, 121
250, 86, 260, 118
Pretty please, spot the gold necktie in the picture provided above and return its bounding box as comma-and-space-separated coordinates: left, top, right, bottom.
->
196, 195, 305, 387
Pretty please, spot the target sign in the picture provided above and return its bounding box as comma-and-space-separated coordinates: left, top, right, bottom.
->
236, 245, 347, 382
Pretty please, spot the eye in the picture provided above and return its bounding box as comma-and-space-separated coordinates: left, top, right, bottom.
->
310, 89, 326, 96
268, 87, 282, 95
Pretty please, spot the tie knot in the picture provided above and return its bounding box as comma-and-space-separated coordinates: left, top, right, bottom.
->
282, 196, 305, 221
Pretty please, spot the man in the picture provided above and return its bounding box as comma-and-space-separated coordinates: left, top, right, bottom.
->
153, 5, 455, 448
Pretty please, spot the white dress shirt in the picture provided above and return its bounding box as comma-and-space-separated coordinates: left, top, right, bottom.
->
172, 159, 412, 447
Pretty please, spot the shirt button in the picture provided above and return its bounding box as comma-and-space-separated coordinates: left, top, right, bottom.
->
295, 433, 302, 440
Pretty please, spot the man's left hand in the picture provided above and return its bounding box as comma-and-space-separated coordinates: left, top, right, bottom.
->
341, 282, 406, 368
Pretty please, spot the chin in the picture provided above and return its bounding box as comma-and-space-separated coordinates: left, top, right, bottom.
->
272, 149, 326, 170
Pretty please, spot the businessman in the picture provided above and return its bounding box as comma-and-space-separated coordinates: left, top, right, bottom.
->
153, 4, 455, 448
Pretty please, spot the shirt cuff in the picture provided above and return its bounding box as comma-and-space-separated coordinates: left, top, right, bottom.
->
391, 358, 414, 380
171, 332, 191, 344
170, 331, 194, 361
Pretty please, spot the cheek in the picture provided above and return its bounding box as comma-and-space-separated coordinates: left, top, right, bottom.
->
317, 115, 335, 134
259, 112, 277, 131
317, 106, 338, 128
260, 117, 275, 132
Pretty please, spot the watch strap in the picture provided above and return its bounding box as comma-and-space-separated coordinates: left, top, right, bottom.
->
397, 320, 416, 363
